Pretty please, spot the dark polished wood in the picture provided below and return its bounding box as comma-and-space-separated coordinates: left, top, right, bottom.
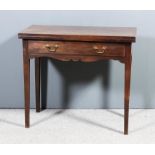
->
124, 44, 132, 135
28, 41, 125, 56
35, 58, 41, 112
19, 25, 136, 134
18, 25, 136, 42
23, 40, 30, 128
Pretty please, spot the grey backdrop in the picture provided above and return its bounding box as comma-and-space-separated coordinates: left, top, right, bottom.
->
0, 10, 154, 108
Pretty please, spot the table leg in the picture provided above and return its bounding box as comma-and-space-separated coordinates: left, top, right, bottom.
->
23, 40, 30, 128
35, 58, 41, 112
124, 45, 132, 135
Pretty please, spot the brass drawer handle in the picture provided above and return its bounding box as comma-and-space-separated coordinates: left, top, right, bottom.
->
93, 46, 107, 54
45, 44, 59, 52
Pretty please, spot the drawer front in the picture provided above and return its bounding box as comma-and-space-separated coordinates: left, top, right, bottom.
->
28, 41, 125, 57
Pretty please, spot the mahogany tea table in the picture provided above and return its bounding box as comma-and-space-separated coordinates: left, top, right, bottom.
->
18, 25, 136, 135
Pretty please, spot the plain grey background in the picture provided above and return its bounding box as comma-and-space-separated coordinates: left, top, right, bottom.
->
0, 10, 154, 109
